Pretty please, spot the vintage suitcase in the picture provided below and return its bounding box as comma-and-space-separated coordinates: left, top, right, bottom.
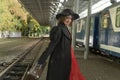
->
23, 62, 46, 80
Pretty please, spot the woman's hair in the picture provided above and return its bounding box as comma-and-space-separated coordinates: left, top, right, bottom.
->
57, 16, 73, 26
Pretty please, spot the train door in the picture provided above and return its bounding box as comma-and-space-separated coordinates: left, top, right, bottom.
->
89, 17, 95, 47
99, 10, 111, 53
100, 11, 110, 44
76, 19, 86, 46
93, 15, 100, 49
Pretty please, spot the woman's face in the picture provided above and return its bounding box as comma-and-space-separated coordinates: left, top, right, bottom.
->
63, 15, 73, 26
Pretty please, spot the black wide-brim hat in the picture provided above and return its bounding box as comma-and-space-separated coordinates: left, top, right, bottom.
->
56, 9, 79, 20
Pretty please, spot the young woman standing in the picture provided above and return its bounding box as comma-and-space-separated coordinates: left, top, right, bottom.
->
37, 9, 86, 80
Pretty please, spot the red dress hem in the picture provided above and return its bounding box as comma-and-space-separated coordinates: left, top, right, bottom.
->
69, 47, 86, 80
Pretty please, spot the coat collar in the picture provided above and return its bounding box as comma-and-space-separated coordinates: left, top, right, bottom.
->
58, 23, 72, 40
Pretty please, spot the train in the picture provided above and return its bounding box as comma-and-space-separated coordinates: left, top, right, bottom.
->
76, 2, 120, 62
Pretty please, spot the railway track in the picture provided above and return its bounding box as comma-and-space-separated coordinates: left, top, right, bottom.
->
0, 37, 47, 80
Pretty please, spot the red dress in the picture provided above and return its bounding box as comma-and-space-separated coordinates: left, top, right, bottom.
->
69, 47, 86, 80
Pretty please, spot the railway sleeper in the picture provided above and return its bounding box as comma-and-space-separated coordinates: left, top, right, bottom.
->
3, 75, 21, 80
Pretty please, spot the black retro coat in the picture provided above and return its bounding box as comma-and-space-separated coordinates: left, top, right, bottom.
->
38, 23, 72, 80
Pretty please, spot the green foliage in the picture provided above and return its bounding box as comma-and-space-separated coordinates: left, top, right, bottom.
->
0, 0, 50, 37
28, 18, 50, 37
0, 0, 27, 32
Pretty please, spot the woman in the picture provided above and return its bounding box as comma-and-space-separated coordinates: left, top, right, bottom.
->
37, 9, 86, 80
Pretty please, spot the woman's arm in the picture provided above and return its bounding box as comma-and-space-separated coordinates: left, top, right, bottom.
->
38, 26, 61, 64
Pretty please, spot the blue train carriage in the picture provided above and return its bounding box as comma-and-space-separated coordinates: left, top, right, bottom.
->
76, 14, 100, 50
99, 2, 120, 61
76, 18, 86, 47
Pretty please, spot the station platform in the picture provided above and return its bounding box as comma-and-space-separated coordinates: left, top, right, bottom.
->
75, 48, 120, 80
0, 38, 120, 80
40, 40, 120, 80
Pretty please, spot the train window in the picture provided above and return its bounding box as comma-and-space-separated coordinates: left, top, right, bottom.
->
116, 7, 120, 27
102, 13, 109, 28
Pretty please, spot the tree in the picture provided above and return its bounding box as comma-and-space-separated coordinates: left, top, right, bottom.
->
0, 0, 27, 32
0, 0, 50, 37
